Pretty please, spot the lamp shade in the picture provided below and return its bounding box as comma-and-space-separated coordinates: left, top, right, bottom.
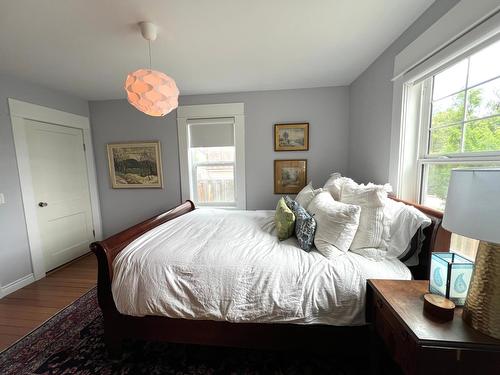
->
442, 168, 500, 244
124, 69, 179, 117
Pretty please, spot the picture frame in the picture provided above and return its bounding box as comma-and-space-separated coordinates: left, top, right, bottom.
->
274, 123, 309, 151
274, 159, 307, 194
107, 141, 163, 189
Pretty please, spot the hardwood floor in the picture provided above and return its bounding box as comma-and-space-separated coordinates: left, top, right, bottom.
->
0, 253, 96, 351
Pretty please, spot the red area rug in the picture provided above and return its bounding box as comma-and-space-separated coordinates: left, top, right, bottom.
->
0, 287, 368, 374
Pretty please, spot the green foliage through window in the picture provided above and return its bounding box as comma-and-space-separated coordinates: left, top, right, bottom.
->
423, 43, 500, 210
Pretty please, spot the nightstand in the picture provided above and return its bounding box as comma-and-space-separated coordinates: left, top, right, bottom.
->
366, 280, 500, 375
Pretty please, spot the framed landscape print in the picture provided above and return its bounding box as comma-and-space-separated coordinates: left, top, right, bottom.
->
274, 123, 309, 151
274, 159, 307, 194
107, 141, 163, 189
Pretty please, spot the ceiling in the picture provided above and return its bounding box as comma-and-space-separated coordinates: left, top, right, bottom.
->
0, 0, 435, 100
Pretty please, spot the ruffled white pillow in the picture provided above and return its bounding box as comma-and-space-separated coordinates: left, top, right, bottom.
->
295, 182, 323, 210
341, 182, 390, 251
308, 192, 361, 259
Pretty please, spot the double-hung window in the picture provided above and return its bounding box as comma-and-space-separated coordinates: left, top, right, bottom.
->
177, 104, 246, 209
188, 118, 236, 206
418, 40, 500, 213
402, 39, 500, 258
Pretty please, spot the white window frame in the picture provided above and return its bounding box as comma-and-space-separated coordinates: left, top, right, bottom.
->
177, 103, 246, 209
398, 38, 500, 205
416, 64, 500, 206
389, 4, 500, 196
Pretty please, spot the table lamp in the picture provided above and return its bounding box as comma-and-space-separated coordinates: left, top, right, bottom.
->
442, 168, 500, 339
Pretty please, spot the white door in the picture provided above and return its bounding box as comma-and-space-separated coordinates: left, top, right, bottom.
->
24, 119, 95, 271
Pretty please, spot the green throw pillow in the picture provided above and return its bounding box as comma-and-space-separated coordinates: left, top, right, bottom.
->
275, 197, 296, 240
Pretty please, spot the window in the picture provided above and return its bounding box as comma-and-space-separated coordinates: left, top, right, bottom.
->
419, 40, 500, 212
177, 104, 246, 209
189, 119, 236, 206
404, 39, 500, 258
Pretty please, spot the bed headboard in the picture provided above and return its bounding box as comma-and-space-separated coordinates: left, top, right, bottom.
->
389, 196, 451, 279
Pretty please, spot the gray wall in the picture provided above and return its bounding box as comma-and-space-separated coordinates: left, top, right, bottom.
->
0, 73, 89, 287
89, 101, 182, 237
348, 0, 460, 184
90, 86, 350, 237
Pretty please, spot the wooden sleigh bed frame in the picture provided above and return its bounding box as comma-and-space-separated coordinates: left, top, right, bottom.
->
90, 199, 451, 356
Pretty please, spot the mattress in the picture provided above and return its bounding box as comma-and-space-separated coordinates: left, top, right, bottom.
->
111, 208, 411, 325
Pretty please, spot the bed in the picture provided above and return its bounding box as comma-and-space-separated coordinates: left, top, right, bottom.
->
91, 198, 451, 355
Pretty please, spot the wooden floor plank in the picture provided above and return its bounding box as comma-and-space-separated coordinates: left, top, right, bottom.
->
0, 325, 33, 336
0, 335, 19, 349
0, 254, 96, 351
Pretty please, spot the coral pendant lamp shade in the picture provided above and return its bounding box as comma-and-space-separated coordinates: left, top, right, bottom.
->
125, 22, 179, 117
125, 69, 179, 117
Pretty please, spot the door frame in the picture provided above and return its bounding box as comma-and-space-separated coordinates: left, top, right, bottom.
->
9, 98, 103, 280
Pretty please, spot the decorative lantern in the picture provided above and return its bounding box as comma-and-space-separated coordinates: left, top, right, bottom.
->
429, 252, 474, 306
124, 22, 179, 117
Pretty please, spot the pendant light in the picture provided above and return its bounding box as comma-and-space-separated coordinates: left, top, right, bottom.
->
124, 22, 179, 117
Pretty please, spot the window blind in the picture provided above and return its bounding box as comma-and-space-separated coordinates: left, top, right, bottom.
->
188, 117, 235, 148
397, 9, 500, 85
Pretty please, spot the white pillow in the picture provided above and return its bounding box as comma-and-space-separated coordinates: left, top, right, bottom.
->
308, 192, 361, 258
323, 173, 355, 200
341, 182, 390, 251
295, 182, 323, 210
384, 199, 431, 260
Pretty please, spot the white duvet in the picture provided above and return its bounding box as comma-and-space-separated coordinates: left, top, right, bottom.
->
112, 209, 411, 326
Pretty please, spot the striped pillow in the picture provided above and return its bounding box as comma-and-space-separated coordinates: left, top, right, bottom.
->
340, 182, 390, 251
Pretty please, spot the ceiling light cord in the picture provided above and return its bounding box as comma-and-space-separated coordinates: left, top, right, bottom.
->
148, 40, 152, 69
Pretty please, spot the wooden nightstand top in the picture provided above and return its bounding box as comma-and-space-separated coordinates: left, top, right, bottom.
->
368, 279, 500, 350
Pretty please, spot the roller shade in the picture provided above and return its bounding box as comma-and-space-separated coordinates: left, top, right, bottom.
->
393, 5, 500, 83
188, 117, 234, 147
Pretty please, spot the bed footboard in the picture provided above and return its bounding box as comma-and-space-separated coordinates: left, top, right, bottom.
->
90, 200, 195, 319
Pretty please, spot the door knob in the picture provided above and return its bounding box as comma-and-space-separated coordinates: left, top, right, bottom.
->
38, 202, 48, 207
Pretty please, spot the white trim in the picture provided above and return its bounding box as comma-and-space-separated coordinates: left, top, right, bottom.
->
393, 0, 500, 80
8, 99, 103, 281
177, 103, 244, 118
177, 103, 246, 209
8, 99, 90, 129
0, 273, 35, 298
388, 77, 406, 194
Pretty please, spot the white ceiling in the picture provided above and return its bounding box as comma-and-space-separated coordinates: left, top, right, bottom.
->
0, 0, 435, 100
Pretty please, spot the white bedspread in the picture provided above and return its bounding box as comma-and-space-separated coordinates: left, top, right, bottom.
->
112, 209, 411, 325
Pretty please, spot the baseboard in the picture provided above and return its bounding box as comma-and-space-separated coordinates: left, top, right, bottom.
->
0, 273, 35, 298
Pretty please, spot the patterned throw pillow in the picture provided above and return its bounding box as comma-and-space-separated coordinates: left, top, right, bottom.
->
284, 195, 299, 211
294, 205, 317, 251
274, 197, 296, 241
283, 197, 317, 251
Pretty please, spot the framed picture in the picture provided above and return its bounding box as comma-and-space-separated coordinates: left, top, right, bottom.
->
274, 123, 309, 151
107, 141, 163, 189
274, 159, 307, 194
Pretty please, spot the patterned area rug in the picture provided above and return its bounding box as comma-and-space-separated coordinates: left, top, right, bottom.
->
0, 288, 368, 374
